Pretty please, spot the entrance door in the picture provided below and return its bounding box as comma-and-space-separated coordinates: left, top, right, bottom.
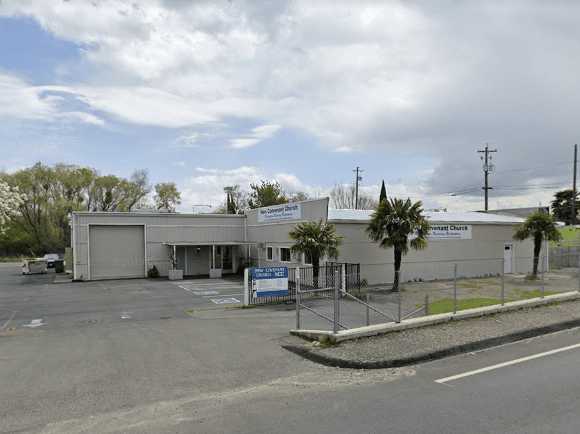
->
504, 243, 514, 274
223, 246, 233, 272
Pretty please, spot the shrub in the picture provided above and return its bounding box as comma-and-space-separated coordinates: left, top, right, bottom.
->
147, 265, 160, 278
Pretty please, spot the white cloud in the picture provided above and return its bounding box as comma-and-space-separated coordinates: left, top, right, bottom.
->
179, 165, 323, 211
2, 1, 580, 203
229, 124, 281, 149
174, 133, 201, 148
0, 72, 104, 125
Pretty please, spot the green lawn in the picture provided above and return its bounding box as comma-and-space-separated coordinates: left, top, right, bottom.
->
426, 290, 559, 315
427, 297, 501, 314
514, 289, 558, 299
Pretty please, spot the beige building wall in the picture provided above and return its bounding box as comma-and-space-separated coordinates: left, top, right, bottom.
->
72, 212, 245, 280
245, 198, 329, 268
333, 221, 537, 285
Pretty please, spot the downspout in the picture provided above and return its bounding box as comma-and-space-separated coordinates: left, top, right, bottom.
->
71, 213, 77, 280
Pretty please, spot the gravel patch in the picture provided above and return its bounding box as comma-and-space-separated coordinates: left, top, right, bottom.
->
314, 299, 580, 364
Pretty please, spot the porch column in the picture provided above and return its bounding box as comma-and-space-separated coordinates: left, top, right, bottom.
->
212, 244, 216, 269
173, 245, 176, 270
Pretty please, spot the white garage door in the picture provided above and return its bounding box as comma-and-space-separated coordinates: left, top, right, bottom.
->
89, 225, 145, 280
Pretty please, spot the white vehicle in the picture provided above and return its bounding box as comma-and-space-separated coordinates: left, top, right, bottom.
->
22, 259, 48, 275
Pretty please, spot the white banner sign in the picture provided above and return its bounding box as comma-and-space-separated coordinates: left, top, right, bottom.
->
257, 203, 302, 223
428, 224, 472, 240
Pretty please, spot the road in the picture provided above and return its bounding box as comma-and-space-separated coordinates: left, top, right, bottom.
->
1, 263, 580, 433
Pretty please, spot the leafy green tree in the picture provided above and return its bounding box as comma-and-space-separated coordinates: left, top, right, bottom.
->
366, 198, 430, 291
0, 181, 25, 234
154, 182, 181, 212
289, 191, 309, 202
379, 180, 387, 203
514, 212, 561, 277
248, 180, 287, 209
551, 189, 580, 225
289, 220, 342, 288
1, 162, 150, 255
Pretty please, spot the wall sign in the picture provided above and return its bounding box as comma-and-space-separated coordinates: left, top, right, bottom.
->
257, 203, 302, 223
428, 224, 472, 240
251, 266, 289, 297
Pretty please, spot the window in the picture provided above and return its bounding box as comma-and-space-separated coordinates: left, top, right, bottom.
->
303, 251, 312, 265
267, 246, 273, 261
280, 247, 291, 262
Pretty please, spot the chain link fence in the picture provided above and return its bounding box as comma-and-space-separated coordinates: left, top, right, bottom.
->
294, 256, 580, 332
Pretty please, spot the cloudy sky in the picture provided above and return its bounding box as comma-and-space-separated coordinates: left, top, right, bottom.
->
1, 0, 579, 211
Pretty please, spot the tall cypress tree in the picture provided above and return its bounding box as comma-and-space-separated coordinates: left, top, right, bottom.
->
379, 180, 387, 203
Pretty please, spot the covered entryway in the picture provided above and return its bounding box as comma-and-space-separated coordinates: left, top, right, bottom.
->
165, 242, 255, 279
89, 225, 145, 280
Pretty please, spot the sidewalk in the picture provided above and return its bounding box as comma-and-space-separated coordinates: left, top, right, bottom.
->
284, 298, 580, 369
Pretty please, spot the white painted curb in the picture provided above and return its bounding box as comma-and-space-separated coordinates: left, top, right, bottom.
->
290, 290, 580, 343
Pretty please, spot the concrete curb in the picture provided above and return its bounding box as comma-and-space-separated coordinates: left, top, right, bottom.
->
291, 291, 580, 343
283, 317, 580, 369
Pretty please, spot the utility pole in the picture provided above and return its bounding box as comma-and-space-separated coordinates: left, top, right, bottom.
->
353, 166, 363, 209
572, 144, 578, 225
477, 144, 497, 211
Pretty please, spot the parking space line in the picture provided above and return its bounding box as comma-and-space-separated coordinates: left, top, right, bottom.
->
435, 342, 580, 384
1, 311, 17, 330
202, 293, 242, 298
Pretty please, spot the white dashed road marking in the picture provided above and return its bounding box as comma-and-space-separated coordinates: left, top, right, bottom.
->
120, 312, 132, 320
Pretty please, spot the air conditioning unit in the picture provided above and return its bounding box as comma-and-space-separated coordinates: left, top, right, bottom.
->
257, 242, 266, 249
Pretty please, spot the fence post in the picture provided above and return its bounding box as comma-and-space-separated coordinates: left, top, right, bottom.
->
501, 262, 505, 306
341, 263, 346, 294
578, 255, 580, 292
424, 294, 429, 316
295, 267, 301, 330
366, 292, 370, 326
453, 263, 458, 314
243, 268, 250, 306
335, 268, 341, 323
541, 255, 545, 298
333, 268, 340, 333
397, 270, 402, 323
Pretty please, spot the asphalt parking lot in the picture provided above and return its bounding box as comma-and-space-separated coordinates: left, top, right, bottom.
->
0, 262, 406, 433
0, 263, 251, 331
0, 263, 313, 433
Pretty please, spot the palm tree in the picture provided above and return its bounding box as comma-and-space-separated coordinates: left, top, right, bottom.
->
513, 212, 561, 277
289, 220, 342, 288
367, 198, 430, 291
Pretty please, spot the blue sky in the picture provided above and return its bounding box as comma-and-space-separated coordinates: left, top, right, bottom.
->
1, 1, 579, 210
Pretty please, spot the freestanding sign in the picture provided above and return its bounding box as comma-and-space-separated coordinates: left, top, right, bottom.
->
251, 266, 289, 297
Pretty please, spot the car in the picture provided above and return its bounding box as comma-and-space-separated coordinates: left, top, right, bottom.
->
43, 253, 60, 268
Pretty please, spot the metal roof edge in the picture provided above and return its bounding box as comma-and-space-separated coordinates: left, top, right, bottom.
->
72, 211, 246, 218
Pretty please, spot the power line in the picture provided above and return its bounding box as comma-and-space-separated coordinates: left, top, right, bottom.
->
450, 183, 566, 196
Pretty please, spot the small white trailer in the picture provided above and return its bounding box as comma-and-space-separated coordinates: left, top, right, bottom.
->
22, 259, 48, 275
